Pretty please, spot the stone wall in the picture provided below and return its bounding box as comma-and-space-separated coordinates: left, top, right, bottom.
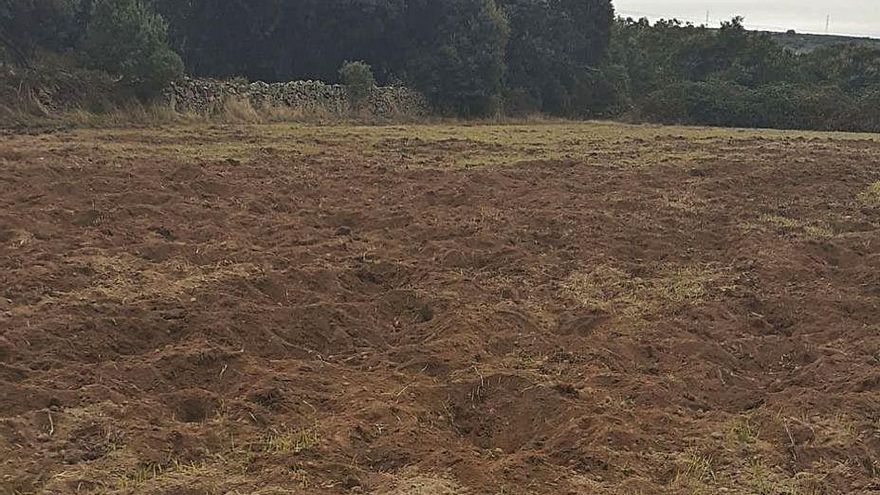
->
165, 78, 428, 117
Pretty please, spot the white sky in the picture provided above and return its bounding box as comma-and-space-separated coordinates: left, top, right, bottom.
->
614, 0, 880, 37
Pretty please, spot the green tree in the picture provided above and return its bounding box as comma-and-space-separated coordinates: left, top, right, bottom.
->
403, 0, 509, 116
150, 0, 286, 81
498, 0, 615, 116
82, 0, 183, 98
0, 0, 89, 66
607, 15, 880, 132
339, 60, 376, 109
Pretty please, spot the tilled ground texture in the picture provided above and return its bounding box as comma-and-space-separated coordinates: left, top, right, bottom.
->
1, 122, 879, 494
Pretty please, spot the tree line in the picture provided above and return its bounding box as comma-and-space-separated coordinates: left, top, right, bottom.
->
3, 0, 880, 131
606, 17, 880, 132
0, 0, 613, 116
152, 0, 615, 116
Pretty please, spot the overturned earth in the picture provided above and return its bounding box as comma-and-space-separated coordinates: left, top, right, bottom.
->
0, 122, 878, 494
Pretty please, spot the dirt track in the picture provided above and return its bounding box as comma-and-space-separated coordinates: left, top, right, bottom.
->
1, 123, 879, 494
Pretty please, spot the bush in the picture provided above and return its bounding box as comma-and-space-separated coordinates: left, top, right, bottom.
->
637, 80, 875, 132
610, 16, 880, 132
852, 89, 880, 132
339, 60, 375, 109
81, 0, 183, 100
0, 58, 120, 121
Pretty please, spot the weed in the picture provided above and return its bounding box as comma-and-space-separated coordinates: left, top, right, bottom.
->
858, 181, 880, 206
760, 214, 834, 239
264, 425, 320, 454
749, 458, 774, 495
115, 462, 164, 490
730, 415, 758, 445
672, 449, 717, 491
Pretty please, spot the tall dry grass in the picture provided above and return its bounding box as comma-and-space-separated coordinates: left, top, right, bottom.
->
1, 92, 432, 131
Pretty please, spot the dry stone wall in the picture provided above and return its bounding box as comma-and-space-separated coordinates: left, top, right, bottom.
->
165, 78, 428, 117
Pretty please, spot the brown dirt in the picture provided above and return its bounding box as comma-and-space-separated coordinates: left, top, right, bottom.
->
1, 123, 879, 494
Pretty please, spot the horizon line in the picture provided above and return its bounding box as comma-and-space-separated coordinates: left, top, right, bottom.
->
615, 11, 880, 40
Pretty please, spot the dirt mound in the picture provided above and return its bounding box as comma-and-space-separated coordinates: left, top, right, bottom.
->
1, 123, 879, 494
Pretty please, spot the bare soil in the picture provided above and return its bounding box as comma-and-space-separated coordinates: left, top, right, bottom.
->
1, 123, 879, 494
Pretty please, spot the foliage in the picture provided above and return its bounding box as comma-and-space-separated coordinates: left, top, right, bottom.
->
609, 16, 880, 132
497, 0, 614, 116
0, 0, 181, 101
402, 0, 509, 116
148, 0, 611, 116
5, 0, 880, 128
801, 44, 880, 90
1, 0, 614, 117
339, 60, 375, 108
0, 0, 88, 65
82, 0, 183, 99
150, 0, 516, 116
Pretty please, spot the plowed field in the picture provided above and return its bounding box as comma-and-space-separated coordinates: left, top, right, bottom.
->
1, 122, 879, 494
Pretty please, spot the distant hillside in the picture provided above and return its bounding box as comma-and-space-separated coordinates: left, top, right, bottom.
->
765, 31, 880, 54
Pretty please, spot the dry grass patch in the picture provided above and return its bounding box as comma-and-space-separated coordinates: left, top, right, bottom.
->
380, 468, 471, 495
561, 263, 732, 321
4, 228, 36, 248
657, 191, 710, 213
670, 449, 717, 494
727, 414, 759, 447
744, 459, 831, 495
745, 214, 836, 239
858, 181, 880, 206
46, 423, 320, 494
61, 253, 261, 303
12, 121, 877, 173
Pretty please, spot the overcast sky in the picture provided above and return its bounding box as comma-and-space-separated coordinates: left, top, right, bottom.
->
614, 1, 880, 37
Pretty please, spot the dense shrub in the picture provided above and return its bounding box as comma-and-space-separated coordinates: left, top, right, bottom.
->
637, 80, 879, 132
1, 0, 182, 102
402, 0, 509, 116
339, 60, 375, 109
82, 0, 183, 99
497, 0, 614, 116
612, 16, 880, 132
